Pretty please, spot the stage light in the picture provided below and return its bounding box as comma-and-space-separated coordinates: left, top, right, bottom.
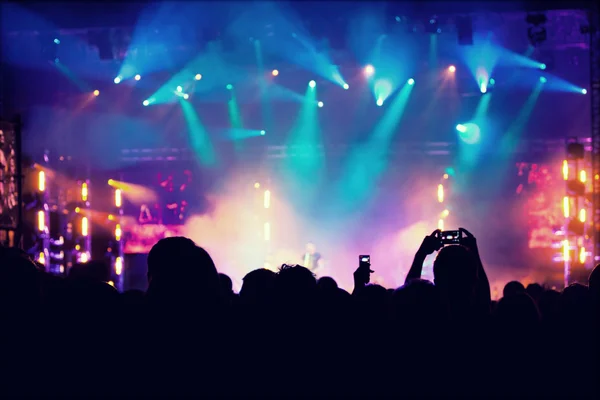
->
442, 209, 450, 218
376, 99, 384, 106
540, 63, 546, 70
343, 83, 349, 90
582, 89, 587, 94
81, 217, 89, 237
81, 183, 88, 202
272, 69, 279, 76
115, 224, 122, 242
143, 100, 150, 106
579, 208, 586, 223
579, 247, 586, 264
264, 190, 271, 209
115, 256, 123, 276
489, 78, 496, 86
437, 219, 444, 231
183, 94, 190, 100
480, 84, 487, 93
115, 189, 122, 207
37, 211, 45, 232
195, 73, 202, 80
309, 80, 316, 88
407, 78, 415, 85
54, 38, 60, 44
226, 84, 233, 90
364, 65, 375, 76
562, 160, 569, 180
93, 90, 100, 96
38, 171, 46, 192
448, 65, 456, 73
456, 124, 467, 133
580, 170, 587, 183
254, 182, 261, 189
134, 74, 141, 81
177, 86, 183, 92
563, 196, 569, 218
540, 76, 547, 83
437, 184, 444, 203
114, 76, 122, 84
317, 101, 324, 108
260, 130, 266, 135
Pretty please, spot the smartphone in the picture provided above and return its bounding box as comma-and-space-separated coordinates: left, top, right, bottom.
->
441, 230, 461, 245
359, 255, 371, 265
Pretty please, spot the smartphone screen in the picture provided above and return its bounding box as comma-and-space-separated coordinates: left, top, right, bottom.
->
359, 255, 371, 264
441, 230, 461, 245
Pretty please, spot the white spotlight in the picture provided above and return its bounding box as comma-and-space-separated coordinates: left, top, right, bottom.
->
134, 74, 141, 81
364, 65, 375, 77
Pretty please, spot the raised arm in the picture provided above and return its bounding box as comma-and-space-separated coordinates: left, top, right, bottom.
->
405, 230, 442, 284
459, 228, 491, 311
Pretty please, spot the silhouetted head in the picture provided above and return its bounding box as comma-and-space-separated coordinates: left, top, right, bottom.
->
537, 289, 561, 323
218, 273, 233, 296
525, 283, 544, 303
393, 279, 441, 324
275, 264, 317, 303
495, 292, 540, 329
305, 242, 316, 255
433, 245, 478, 303
146, 237, 219, 306
0, 247, 42, 311
503, 281, 526, 298
317, 276, 338, 292
560, 283, 591, 322
589, 264, 600, 299
240, 268, 276, 306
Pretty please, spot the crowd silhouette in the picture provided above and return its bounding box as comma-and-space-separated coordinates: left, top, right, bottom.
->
1, 228, 598, 396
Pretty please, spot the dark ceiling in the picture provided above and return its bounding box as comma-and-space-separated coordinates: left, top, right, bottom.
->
14, 1, 596, 31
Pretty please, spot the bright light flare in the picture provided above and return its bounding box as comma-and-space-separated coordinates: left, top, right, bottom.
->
579, 247, 586, 264
562, 160, 569, 180
93, 90, 100, 97
407, 78, 415, 85
134, 74, 141, 81
540, 63, 547, 70
115, 256, 123, 275
81, 182, 88, 202
260, 130, 266, 136
343, 83, 349, 90
37, 210, 45, 232
114, 76, 122, 84
309, 80, 316, 88
81, 217, 89, 237
437, 184, 444, 203
376, 99, 384, 106
271, 69, 279, 76
143, 100, 150, 106
456, 124, 467, 133
183, 94, 190, 100
582, 89, 587, 95
364, 65, 375, 77
579, 208, 586, 223
195, 73, 202, 80
448, 65, 456, 73
579, 170, 587, 183
115, 224, 122, 241
38, 171, 46, 192
563, 196, 570, 218
317, 101, 324, 108
177, 86, 183, 92
115, 189, 122, 208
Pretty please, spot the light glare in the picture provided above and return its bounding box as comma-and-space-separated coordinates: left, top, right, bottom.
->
448, 65, 456, 73
143, 100, 150, 106
183, 94, 189, 100
114, 76, 122, 84
540, 63, 546, 70
376, 99, 384, 106
317, 101, 324, 108
93, 90, 100, 97
364, 65, 375, 76
309, 80, 316, 88
195, 74, 202, 80
177, 86, 183, 92
407, 78, 415, 85
343, 83, 349, 90
272, 69, 279, 76
134, 74, 141, 81
582, 89, 587, 94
